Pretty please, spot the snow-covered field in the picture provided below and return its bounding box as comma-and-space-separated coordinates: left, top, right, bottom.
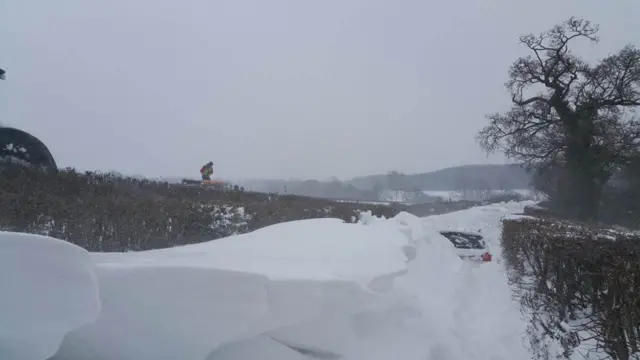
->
421, 189, 542, 202
0, 202, 534, 360
378, 189, 543, 203
334, 199, 392, 205
337, 188, 541, 205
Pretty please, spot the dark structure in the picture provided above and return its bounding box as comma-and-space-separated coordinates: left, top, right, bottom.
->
0, 127, 58, 170
0, 67, 58, 170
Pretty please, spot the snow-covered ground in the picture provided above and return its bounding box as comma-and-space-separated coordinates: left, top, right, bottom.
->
421, 189, 542, 202
1, 202, 534, 360
375, 188, 543, 204
0, 232, 101, 360
334, 199, 392, 205
420, 201, 535, 259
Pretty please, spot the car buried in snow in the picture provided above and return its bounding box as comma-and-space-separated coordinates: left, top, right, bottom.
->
438, 230, 492, 263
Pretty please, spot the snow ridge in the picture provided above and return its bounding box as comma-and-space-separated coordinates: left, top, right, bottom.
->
0, 232, 100, 360
1, 201, 533, 360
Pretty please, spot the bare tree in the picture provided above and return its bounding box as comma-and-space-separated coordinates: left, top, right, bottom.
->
478, 18, 640, 221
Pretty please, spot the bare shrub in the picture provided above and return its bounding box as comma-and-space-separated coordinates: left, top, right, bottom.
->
502, 217, 640, 360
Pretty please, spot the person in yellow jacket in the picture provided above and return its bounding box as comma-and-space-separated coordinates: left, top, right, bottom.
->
200, 161, 214, 181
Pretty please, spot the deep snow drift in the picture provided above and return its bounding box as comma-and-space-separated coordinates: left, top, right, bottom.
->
53, 219, 412, 360
0, 232, 100, 360
420, 200, 536, 259
1, 202, 533, 360
91, 218, 410, 283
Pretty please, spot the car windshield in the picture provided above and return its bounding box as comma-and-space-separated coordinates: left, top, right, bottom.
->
439, 232, 485, 249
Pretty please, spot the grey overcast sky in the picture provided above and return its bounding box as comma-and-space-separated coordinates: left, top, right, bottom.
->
1, 0, 638, 180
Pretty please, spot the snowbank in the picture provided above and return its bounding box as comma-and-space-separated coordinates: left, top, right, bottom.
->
53, 218, 412, 360
421, 200, 535, 258
4, 202, 533, 360
0, 232, 100, 360
245, 204, 532, 360
93, 218, 409, 283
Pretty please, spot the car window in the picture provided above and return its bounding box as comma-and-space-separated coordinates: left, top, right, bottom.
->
439, 232, 485, 249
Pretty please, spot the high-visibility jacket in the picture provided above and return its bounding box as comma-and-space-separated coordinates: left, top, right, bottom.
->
200, 165, 213, 176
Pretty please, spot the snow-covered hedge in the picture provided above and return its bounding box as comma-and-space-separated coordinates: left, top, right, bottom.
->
501, 216, 640, 360
0, 166, 399, 251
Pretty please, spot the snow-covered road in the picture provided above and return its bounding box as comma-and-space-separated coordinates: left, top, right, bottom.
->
1, 201, 533, 360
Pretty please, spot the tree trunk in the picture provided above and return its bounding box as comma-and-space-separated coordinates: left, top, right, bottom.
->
563, 115, 602, 223
570, 170, 602, 222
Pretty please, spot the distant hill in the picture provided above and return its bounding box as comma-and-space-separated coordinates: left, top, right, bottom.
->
347, 164, 532, 191
235, 164, 533, 203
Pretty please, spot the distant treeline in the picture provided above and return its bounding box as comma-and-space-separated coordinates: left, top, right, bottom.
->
240, 164, 533, 201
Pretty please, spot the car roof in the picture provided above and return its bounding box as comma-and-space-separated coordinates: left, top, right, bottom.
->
438, 230, 483, 238
437, 231, 486, 250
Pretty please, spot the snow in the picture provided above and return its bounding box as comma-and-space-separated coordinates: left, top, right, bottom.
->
55, 218, 413, 360
246, 203, 532, 360
334, 198, 392, 205
0, 232, 100, 360
92, 218, 410, 283
0, 154, 33, 167
379, 189, 412, 202
421, 200, 536, 258
205, 204, 251, 236
2, 202, 534, 360
422, 189, 542, 202
375, 188, 543, 204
